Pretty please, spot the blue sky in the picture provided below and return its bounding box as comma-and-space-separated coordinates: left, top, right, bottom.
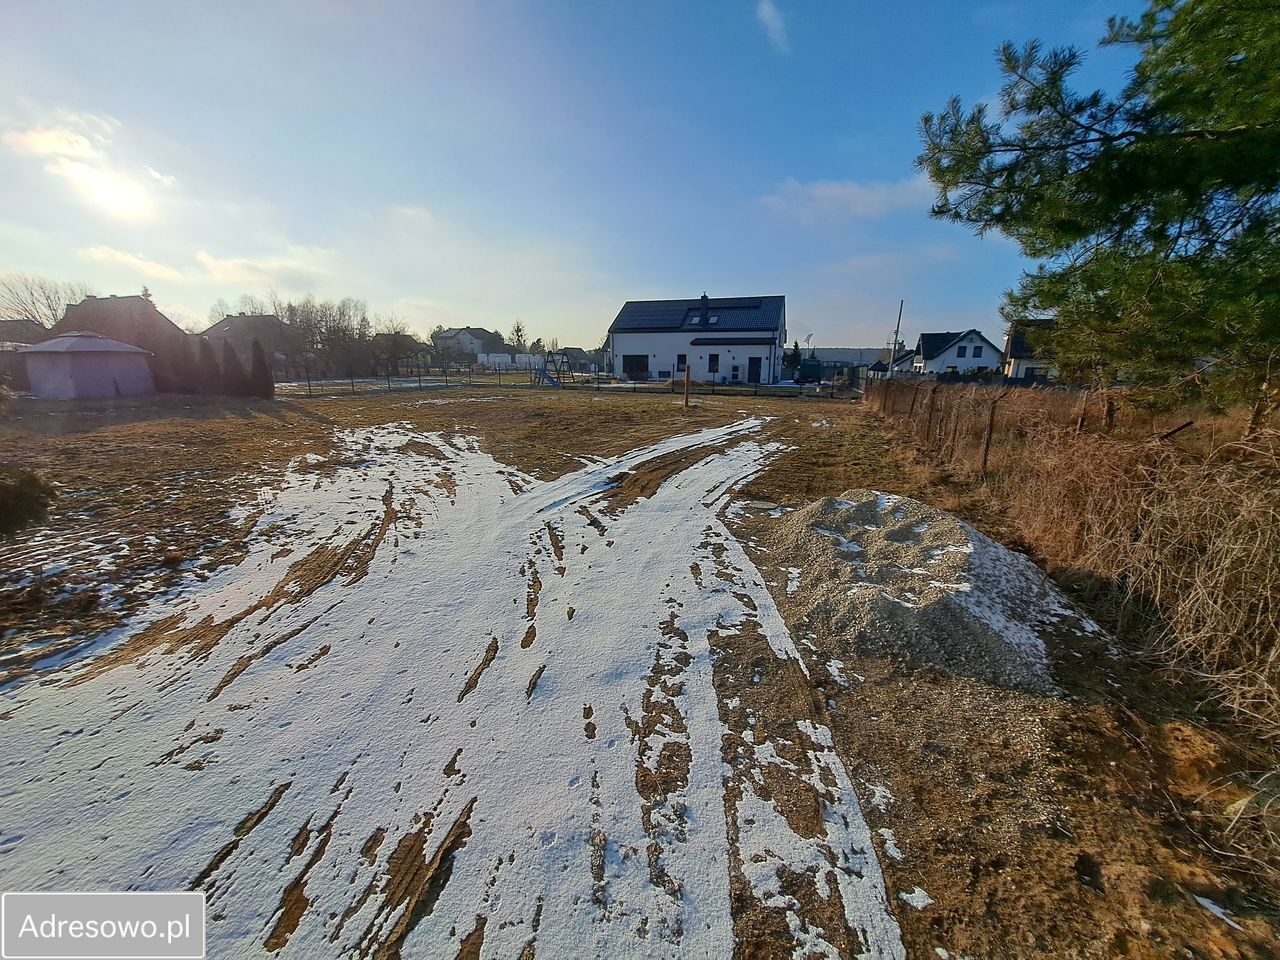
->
0, 0, 1143, 348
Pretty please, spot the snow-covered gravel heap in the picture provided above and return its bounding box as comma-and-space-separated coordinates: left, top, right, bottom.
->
764, 491, 1101, 693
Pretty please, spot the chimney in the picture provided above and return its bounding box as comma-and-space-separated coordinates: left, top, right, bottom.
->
700, 291, 709, 325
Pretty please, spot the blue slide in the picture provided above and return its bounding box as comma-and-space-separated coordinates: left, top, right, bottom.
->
537, 368, 562, 387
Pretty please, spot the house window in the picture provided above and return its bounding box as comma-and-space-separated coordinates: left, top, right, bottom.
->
709, 315, 719, 324
731, 364, 740, 381
956, 345, 967, 358
708, 353, 719, 374
972, 345, 983, 358
677, 353, 687, 372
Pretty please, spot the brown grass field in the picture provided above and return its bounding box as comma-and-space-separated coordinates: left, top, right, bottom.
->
1, 387, 1276, 957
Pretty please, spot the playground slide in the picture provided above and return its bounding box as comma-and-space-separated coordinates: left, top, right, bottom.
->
537, 369, 562, 387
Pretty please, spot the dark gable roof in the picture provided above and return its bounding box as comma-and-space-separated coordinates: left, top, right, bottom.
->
609, 296, 784, 334
876, 347, 915, 366
55, 295, 187, 351
1003, 319, 1054, 361
202, 314, 284, 338
915, 329, 999, 361
0, 318, 49, 345
438, 327, 503, 352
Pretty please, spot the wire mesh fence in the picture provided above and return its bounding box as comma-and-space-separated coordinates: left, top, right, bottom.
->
275, 366, 864, 401
862, 376, 1237, 476
865, 374, 1280, 756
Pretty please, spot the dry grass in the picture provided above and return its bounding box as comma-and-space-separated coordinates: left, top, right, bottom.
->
868, 379, 1280, 874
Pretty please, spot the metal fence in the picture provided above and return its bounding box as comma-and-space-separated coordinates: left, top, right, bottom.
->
863, 376, 1221, 476
275, 367, 866, 401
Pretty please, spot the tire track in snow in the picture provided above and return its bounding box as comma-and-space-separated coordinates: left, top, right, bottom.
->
0, 418, 904, 959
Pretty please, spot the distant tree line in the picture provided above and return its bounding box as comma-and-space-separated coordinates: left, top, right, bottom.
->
212, 292, 423, 379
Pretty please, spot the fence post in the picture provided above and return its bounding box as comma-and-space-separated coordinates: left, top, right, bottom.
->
945, 392, 963, 458
907, 380, 926, 421
1074, 388, 1090, 433
980, 388, 1013, 478
922, 383, 941, 445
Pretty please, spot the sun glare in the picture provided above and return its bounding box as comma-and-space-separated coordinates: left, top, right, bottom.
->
45, 157, 152, 219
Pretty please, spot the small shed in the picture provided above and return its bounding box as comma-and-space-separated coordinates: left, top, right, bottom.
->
19, 331, 157, 400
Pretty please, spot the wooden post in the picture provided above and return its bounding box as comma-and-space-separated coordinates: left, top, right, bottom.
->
981, 388, 1012, 478
907, 380, 925, 419
683, 365, 691, 408
923, 383, 941, 445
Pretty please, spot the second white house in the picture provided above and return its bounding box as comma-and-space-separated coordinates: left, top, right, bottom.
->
606, 293, 786, 384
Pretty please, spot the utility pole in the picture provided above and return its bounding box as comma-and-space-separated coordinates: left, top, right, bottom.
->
886, 299, 904, 380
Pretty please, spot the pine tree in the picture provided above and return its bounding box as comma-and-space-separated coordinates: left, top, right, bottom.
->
249, 338, 275, 399
197, 338, 222, 395
918, 0, 1280, 407
221, 340, 250, 396
785, 340, 803, 371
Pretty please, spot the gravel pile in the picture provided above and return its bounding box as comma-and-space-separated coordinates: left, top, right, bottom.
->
763, 490, 1100, 693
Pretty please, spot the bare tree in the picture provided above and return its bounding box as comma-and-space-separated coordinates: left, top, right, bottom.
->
0, 273, 95, 327
207, 297, 231, 324
236, 293, 269, 316
374, 311, 409, 336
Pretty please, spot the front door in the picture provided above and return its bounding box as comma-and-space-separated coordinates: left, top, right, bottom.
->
747, 356, 762, 384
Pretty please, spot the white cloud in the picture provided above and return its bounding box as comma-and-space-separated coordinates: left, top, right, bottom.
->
761, 175, 933, 222
827, 242, 961, 277
52, 110, 119, 140
756, 0, 789, 54
144, 166, 178, 187
45, 157, 153, 219
4, 110, 167, 219
196, 248, 329, 289
2, 126, 100, 159
82, 245, 182, 280
388, 204, 434, 224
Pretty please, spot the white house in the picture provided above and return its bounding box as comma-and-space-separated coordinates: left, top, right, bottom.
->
436, 327, 501, 359
866, 348, 916, 379
910, 330, 1002, 375
607, 293, 786, 384
1002, 324, 1058, 380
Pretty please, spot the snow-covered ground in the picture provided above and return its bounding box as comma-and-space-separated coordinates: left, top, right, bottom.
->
0, 418, 904, 959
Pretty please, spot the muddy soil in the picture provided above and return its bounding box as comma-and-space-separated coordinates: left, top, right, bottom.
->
2, 390, 1275, 957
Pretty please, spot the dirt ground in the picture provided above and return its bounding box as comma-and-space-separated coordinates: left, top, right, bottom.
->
1, 387, 1276, 957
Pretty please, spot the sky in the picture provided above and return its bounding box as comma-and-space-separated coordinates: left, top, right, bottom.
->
0, 0, 1145, 349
